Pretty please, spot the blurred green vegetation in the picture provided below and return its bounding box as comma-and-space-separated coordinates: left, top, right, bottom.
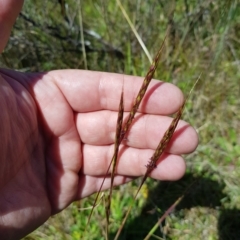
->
1, 0, 240, 239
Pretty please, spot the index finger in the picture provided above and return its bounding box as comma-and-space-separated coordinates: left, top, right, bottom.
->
49, 70, 184, 115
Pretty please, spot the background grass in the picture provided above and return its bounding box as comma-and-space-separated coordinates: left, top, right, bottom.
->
1, 0, 240, 239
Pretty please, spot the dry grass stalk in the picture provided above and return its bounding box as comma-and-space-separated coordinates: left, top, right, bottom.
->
85, 35, 168, 234
119, 34, 167, 142
106, 90, 124, 226
114, 75, 201, 239
86, 91, 124, 230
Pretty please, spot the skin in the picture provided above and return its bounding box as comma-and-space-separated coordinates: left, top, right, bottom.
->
0, 1, 198, 239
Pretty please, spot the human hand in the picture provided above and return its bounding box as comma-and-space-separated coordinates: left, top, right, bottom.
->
0, 1, 198, 239
0, 69, 198, 239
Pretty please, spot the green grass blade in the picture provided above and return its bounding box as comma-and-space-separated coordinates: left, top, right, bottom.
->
143, 180, 198, 240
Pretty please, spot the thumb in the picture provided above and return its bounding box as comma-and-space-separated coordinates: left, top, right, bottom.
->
0, 0, 24, 53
